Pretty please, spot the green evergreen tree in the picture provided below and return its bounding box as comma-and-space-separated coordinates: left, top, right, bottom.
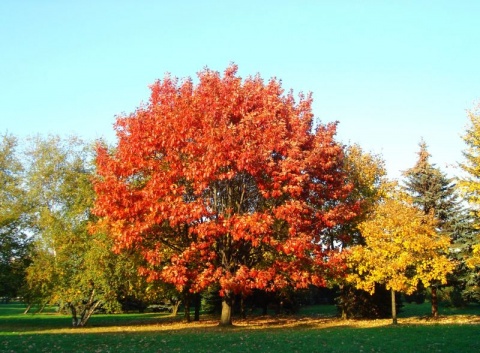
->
448, 208, 480, 304
403, 140, 465, 315
457, 104, 480, 300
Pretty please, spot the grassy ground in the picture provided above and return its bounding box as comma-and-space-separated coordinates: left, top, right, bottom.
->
1, 302, 479, 353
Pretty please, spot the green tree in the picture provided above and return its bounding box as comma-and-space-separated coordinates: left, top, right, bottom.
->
23, 135, 117, 326
448, 208, 480, 303
0, 134, 31, 300
458, 103, 480, 298
403, 140, 465, 315
23, 135, 164, 325
459, 103, 480, 211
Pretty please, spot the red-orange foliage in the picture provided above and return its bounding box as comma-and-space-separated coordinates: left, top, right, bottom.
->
93, 65, 358, 304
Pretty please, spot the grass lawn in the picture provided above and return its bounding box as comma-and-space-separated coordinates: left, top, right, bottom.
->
1, 302, 479, 353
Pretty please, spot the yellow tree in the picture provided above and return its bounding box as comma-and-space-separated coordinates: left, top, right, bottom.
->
335, 144, 389, 318
347, 187, 454, 324
341, 144, 387, 245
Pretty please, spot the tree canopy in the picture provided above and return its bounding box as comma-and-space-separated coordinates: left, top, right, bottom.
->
22, 135, 127, 326
347, 187, 454, 323
403, 140, 466, 315
93, 65, 360, 325
0, 134, 31, 299
2, 69, 478, 328
459, 104, 480, 268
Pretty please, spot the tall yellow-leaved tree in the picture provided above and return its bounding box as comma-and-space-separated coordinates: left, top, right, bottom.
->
347, 187, 454, 324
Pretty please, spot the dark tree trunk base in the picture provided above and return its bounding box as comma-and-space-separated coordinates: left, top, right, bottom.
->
431, 286, 439, 319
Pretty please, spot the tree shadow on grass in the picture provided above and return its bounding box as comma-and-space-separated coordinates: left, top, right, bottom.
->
2, 304, 479, 335
2, 318, 480, 353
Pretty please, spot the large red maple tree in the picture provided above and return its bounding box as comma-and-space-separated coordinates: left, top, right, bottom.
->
93, 65, 359, 325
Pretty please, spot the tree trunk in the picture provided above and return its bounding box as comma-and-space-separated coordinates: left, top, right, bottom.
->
70, 305, 79, 327
37, 302, 46, 313
240, 295, 246, 319
184, 294, 191, 322
171, 300, 181, 316
391, 289, 398, 325
23, 304, 32, 314
78, 300, 101, 327
70, 286, 101, 327
220, 295, 233, 326
194, 293, 201, 321
431, 286, 438, 319
339, 284, 347, 320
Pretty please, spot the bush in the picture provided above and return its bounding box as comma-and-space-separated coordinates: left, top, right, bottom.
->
337, 284, 402, 319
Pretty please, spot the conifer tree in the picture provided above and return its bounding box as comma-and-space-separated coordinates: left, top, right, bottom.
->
458, 103, 480, 300
403, 140, 463, 315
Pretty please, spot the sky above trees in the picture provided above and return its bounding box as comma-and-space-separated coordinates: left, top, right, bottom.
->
1, 1, 479, 179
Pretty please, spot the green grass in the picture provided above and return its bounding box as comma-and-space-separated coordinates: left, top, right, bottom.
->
0, 303, 178, 332
1, 303, 479, 353
2, 324, 480, 353
398, 301, 480, 317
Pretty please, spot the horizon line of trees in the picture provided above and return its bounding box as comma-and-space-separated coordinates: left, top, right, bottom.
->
1, 66, 479, 327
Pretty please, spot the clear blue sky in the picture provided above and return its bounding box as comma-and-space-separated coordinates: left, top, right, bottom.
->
1, 1, 479, 179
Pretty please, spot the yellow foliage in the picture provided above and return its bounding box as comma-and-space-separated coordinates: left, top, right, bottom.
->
467, 243, 480, 268
347, 187, 455, 295
343, 144, 387, 215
